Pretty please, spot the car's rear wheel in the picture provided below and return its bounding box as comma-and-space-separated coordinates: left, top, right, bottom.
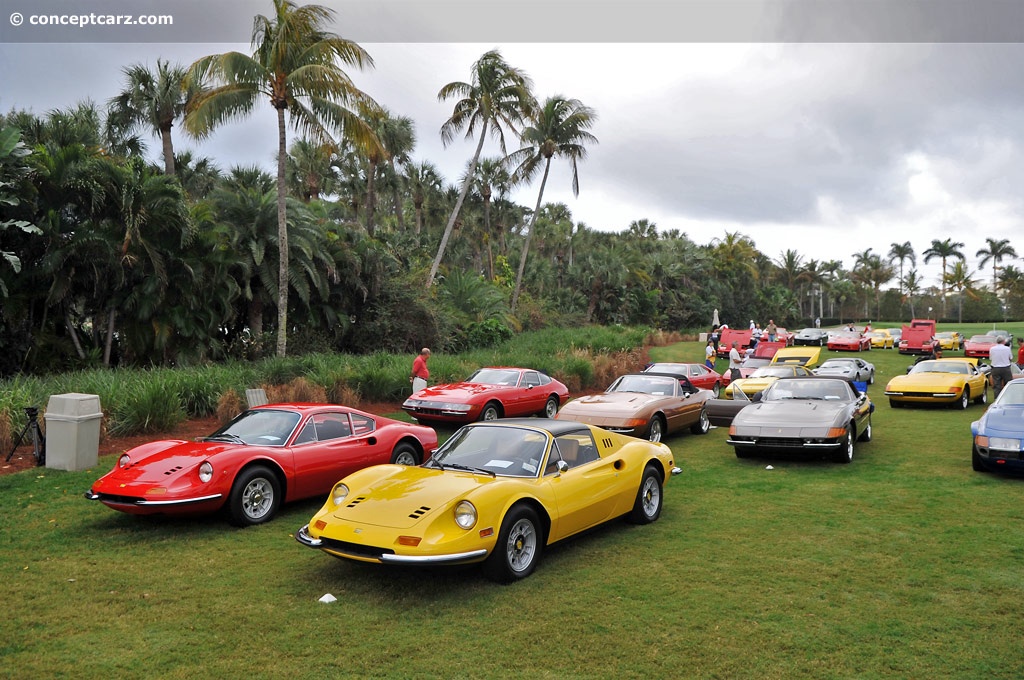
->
646, 415, 665, 442
627, 465, 663, 524
227, 465, 281, 527
389, 442, 419, 465
690, 407, 711, 435
712, 381, 721, 398
833, 428, 854, 464
972, 444, 985, 472
542, 396, 559, 418
958, 388, 970, 410
480, 402, 501, 421
858, 416, 872, 442
483, 505, 542, 583
975, 387, 987, 405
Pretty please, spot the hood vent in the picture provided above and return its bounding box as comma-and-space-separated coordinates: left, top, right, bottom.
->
408, 506, 431, 520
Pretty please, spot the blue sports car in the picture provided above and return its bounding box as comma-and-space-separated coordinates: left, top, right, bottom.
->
971, 378, 1024, 474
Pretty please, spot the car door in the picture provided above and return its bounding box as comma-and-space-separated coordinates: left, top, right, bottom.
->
545, 431, 625, 541
290, 411, 378, 499
705, 388, 752, 427
507, 370, 546, 416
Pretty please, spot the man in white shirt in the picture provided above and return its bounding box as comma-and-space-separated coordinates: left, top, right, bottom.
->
728, 342, 743, 382
989, 336, 1013, 395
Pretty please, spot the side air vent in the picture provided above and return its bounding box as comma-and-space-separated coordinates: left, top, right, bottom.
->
602, 437, 613, 448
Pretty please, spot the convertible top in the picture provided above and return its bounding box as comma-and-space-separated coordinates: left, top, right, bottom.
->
474, 418, 594, 437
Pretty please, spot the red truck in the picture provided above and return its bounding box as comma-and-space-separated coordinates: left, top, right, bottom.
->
898, 319, 938, 355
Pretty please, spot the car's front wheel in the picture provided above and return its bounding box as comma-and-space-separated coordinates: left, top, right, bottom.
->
390, 442, 419, 465
483, 505, 543, 583
712, 381, 721, 398
833, 428, 854, 464
868, 371, 875, 385
972, 444, 985, 472
542, 396, 559, 419
646, 415, 665, 442
958, 388, 970, 410
690, 407, 711, 435
227, 465, 281, 527
627, 465, 663, 524
480, 402, 501, 421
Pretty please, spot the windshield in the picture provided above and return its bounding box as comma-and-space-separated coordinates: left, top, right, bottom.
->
431, 425, 550, 477
467, 368, 522, 386
208, 409, 301, 446
834, 331, 861, 339
909, 361, 968, 375
969, 336, 995, 344
994, 382, 1024, 406
799, 328, 818, 334
764, 379, 853, 402
609, 375, 678, 395
750, 367, 795, 378
819, 360, 856, 370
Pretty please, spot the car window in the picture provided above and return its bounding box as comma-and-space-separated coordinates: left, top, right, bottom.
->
313, 413, 351, 441
996, 382, 1024, 405
469, 368, 522, 386
552, 431, 599, 471
217, 409, 301, 446
522, 371, 542, 388
350, 413, 375, 436
292, 421, 317, 445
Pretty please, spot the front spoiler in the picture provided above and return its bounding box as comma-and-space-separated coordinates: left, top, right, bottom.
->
295, 524, 488, 564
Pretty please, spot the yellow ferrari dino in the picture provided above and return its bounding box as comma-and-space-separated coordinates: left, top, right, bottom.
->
884, 358, 988, 409
296, 419, 680, 582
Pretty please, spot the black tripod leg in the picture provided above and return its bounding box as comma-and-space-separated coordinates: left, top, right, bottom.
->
5, 420, 32, 462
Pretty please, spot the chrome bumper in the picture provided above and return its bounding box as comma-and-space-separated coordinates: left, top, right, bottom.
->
295, 524, 488, 564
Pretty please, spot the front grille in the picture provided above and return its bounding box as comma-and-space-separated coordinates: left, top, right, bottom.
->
319, 537, 394, 559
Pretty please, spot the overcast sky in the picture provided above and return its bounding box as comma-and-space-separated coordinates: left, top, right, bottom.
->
3, 0, 1024, 290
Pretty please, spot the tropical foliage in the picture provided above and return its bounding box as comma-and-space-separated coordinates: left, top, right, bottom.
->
0, 2, 1021, 378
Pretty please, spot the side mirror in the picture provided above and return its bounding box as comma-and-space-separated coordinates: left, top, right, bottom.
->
752, 391, 763, 403
555, 460, 569, 475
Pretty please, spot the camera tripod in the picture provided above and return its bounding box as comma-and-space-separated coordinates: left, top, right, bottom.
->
5, 407, 45, 467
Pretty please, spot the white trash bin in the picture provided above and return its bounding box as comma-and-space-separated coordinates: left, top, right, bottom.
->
44, 393, 103, 471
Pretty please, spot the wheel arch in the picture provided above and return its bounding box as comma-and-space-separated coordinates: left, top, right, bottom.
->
395, 435, 426, 462
502, 496, 552, 546
234, 457, 288, 501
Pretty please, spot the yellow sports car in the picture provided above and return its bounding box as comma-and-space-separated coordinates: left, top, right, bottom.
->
866, 329, 895, 349
724, 365, 814, 398
884, 358, 989, 409
296, 419, 680, 582
935, 331, 963, 351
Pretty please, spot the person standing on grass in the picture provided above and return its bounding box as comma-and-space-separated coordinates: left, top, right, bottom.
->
410, 348, 431, 393
1017, 337, 1024, 369
705, 339, 716, 370
989, 336, 1013, 395
728, 341, 742, 382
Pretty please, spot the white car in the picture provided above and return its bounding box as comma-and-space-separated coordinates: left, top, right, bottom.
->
813, 357, 876, 384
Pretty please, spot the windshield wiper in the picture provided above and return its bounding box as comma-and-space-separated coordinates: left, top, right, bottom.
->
439, 461, 496, 477
201, 433, 246, 444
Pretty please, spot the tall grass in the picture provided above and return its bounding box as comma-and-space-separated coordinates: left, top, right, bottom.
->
0, 326, 655, 439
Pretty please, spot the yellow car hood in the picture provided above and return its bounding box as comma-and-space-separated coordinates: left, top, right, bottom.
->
887, 373, 963, 391
330, 465, 493, 530
730, 376, 778, 395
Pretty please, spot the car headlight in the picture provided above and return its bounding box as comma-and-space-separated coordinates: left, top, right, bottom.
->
987, 437, 1023, 452
198, 461, 213, 483
118, 454, 131, 468
331, 483, 350, 507
454, 500, 477, 529
441, 403, 473, 413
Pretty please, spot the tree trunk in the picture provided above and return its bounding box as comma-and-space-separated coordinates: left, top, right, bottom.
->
390, 158, 405, 232
365, 159, 378, 237
103, 308, 116, 366
511, 157, 552, 313
161, 125, 175, 175
64, 308, 86, 361
426, 123, 488, 289
275, 106, 289, 358
414, 199, 423, 235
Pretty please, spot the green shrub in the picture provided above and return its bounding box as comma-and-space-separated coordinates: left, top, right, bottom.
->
108, 378, 185, 436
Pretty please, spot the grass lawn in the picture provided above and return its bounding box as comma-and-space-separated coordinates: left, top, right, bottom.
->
2, 323, 1023, 678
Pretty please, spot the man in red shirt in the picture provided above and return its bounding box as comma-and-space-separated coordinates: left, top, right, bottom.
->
410, 348, 431, 393
1018, 337, 1024, 369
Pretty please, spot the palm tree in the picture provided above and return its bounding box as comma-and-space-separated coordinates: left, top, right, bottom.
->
922, 238, 965, 319
902, 268, 923, 318
506, 95, 598, 312
404, 160, 443, 236
888, 241, 915, 296
944, 260, 979, 324
107, 59, 202, 176
976, 237, 1017, 296
466, 157, 510, 279
428, 49, 534, 289
285, 137, 337, 203
361, 105, 414, 236
185, 0, 381, 357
